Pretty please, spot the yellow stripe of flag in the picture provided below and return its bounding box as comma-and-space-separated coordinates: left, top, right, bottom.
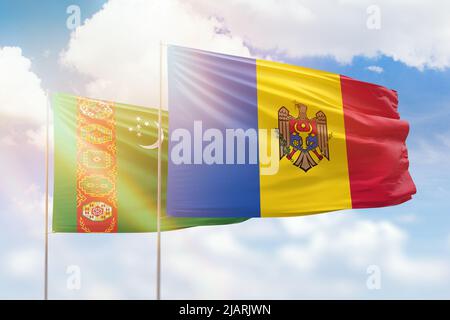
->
256, 59, 352, 217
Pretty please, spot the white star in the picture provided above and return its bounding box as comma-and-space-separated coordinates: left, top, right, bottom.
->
128, 127, 133, 132
136, 117, 141, 122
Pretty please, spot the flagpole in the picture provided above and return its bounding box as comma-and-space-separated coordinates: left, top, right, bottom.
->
44, 91, 50, 300
156, 41, 163, 300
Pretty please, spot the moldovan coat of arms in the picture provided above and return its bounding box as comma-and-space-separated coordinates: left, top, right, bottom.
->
278, 102, 331, 172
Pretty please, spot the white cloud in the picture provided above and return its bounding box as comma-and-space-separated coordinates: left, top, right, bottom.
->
85, 284, 123, 300
366, 65, 384, 73
162, 215, 450, 299
60, 0, 252, 107
411, 132, 450, 165
3, 248, 41, 279
24, 0, 450, 299
60, 0, 450, 108
385, 253, 448, 284
0, 46, 48, 156
280, 216, 449, 285
10, 184, 48, 237
26, 124, 53, 150
6, 213, 444, 300
42, 49, 51, 59
191, 0, 450, 70
0, 47, 47, 123
0, 135, 17, 147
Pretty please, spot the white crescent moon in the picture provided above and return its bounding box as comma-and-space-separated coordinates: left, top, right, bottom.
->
139, 121, 164, 150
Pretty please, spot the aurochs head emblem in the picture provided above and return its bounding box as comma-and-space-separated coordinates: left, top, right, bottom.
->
278, 102, 331, 172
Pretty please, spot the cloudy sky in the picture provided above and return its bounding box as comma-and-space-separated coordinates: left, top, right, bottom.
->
1, 0, 450, 299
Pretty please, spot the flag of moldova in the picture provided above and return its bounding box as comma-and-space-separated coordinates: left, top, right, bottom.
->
167, 46, 416, 218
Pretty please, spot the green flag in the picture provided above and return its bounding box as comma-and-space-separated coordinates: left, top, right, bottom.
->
52, 93, 247, 232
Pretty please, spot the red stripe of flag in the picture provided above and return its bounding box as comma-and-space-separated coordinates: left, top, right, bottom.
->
341, 75, 416, 208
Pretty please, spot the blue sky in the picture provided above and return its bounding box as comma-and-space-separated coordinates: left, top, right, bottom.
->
1, 0, 450, 299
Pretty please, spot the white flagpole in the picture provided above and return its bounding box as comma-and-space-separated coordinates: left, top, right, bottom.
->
156, 41, 163, 300
44, 91, 50, 300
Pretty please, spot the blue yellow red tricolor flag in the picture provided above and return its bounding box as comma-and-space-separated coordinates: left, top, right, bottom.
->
167, 45, 416, 218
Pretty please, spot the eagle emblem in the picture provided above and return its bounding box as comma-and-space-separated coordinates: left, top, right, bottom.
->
278, 102, 331, 172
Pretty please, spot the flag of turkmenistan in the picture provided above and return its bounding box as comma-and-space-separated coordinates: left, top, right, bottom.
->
52, 93, 247, 233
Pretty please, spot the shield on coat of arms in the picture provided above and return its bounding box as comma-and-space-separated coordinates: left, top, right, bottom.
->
278, 102, 331, 172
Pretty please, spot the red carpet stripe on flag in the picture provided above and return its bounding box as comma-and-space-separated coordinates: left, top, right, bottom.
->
76, 97, 118, 233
